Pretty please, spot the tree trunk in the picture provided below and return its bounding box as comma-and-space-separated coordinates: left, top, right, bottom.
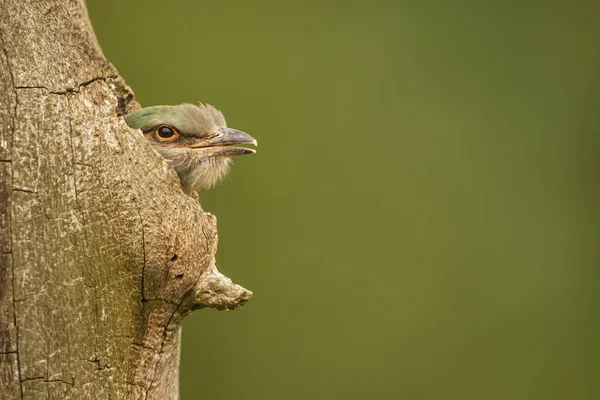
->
0, 1, 252, 399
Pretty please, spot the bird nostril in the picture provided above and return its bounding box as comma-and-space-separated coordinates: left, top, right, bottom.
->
170, 254, 178, 262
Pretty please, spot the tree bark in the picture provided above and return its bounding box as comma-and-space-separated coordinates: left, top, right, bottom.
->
0, 1, 252, 399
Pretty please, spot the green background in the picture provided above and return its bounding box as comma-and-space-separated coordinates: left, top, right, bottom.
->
87, 1, 599, 399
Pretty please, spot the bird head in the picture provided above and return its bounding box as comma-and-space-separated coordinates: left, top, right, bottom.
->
125, 103, 256, 193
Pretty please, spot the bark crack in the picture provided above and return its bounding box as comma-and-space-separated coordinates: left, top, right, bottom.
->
1, 38, 23, 400
20, 376, 75, 386
12, 187, 37, 194
14, 75, 118, 95
131, 190, 152, 399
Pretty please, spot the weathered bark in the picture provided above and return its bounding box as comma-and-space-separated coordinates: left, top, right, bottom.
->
0, 1, 252, 399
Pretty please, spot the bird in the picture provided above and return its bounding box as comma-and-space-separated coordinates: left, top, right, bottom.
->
125, 103, 257, 194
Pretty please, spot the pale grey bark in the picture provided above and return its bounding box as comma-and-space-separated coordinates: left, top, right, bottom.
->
0, 1, 252, 399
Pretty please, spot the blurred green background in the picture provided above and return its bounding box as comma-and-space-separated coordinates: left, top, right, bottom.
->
87, 1, 599, 399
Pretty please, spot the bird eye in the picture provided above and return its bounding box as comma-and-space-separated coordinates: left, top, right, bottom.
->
155, 125, 179, 141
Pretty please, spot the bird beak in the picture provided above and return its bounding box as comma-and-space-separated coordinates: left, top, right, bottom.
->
189, 127, 257, 157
